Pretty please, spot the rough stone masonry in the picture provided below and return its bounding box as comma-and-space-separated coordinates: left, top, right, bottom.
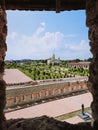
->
1, 0, 98, 129
0, 2, 7, 130
86, 0, 98, 127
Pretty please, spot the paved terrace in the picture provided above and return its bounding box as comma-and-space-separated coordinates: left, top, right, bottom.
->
4, 69, 33, 84
6, 92, 92, 121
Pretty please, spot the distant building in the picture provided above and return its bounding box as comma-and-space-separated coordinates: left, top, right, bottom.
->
67, 62, 90, 69
47, 54, 60, 65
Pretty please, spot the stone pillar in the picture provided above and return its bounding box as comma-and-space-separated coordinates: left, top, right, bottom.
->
86, 0, 98, 128
0, 1, 7, 130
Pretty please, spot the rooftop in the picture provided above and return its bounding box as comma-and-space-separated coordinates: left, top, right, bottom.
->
68, 62, 90, 65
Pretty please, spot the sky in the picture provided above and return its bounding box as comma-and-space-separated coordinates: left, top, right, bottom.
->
6, 10, 92, 60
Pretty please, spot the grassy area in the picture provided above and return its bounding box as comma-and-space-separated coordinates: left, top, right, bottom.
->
55, 107, 91, 121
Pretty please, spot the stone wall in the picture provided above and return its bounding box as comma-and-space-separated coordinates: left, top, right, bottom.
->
0, 0, 97, 129
6, 80, 87, 108
86, 0, 98, 125
0, 4, 7, 129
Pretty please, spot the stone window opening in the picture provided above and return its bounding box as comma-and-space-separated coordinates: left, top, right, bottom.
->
0, 0, 98, 130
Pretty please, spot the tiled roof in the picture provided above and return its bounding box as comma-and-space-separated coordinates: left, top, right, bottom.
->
68, 62, 90, 66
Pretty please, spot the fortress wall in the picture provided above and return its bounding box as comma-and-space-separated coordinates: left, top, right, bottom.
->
6, 80, 88, 108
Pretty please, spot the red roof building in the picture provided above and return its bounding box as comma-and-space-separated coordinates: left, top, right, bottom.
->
67, 62, 90, 69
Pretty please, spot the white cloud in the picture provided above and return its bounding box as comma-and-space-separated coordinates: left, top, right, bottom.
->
65, 34, 76, 38
65, 40, 89, 51
6, 23, 64, 59
35, 26, 45, 35
40, 22, 45, 27
6, 23, 91, 60
7, 32, 18, 40
35, 22, 46, 35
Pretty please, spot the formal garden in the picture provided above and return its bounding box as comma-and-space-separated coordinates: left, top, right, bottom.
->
5, 61, 89, 80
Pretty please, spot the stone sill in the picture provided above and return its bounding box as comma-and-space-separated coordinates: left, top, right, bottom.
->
6, 115, 95, 130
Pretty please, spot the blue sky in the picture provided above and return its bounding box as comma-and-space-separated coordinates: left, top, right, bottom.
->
6, 10, 92, 60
